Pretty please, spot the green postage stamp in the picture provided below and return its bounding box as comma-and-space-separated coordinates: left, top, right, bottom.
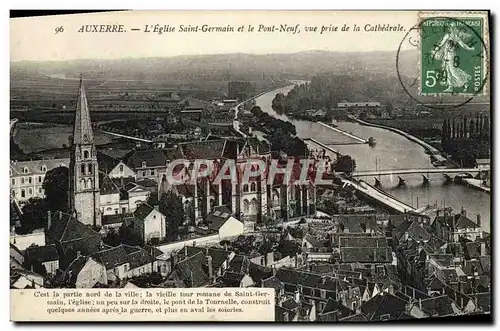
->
419, 13, 489, 96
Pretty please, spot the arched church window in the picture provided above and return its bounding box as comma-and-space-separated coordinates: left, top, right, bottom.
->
88, 164, 93, 175
87, 178, 92, 188
250, 198, 259, 214
81, 179, 87, 189
83, 150, 89, 159
250, 182, 257, 192
81, 164, 86, 175
243, 184, 249, 192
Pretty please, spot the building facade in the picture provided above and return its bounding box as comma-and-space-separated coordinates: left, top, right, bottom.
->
10, 158, 69, 204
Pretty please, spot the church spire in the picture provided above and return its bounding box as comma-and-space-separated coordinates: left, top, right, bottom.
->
72, 75, 94, 145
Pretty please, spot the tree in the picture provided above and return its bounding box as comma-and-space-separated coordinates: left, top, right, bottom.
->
158, 191, 185, 240
20, 197, 50, 232
103, 227, 122, 247
441, 118, 449, 142
463, 116, 468, 139
451, 118, 456, 139
333, 155, 356, 175
42, 166, 69, 213
469, 118, 475, 136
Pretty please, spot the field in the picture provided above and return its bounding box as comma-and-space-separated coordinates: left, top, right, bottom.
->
9, 72, 228, 112
368, 118, 443, 132
13, 122, 116, 154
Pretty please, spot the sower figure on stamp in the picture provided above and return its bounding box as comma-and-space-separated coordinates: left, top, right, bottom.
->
431, 24, 475, 92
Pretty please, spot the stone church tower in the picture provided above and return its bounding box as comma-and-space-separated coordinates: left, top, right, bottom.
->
69, 77, 101, 226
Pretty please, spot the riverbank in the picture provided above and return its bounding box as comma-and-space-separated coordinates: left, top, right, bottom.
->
348, 115, 447, 163
317, 121, 368, 144
254, 85, 490, 232
462, 178, 491, 194
304, 138, 342, 158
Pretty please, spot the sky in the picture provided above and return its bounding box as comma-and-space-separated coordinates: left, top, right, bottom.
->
10, 11, 421, 62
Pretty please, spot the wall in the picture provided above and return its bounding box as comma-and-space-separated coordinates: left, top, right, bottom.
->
11, 174, 46, 203
269, 256, 297, 269
218, 217, 244, 240
76, 258, 107, 288
10, 230, 46, 251
136, 166, 166, 181
13, 273, 44, 289
127, 261, 158, 278
241, 274, 254, 287
144, 209, 166, 243
156, 234, 220, 256
43, 260, 59, 275
100, 192, 121, 215
128, 192, 149, 212
114, 263, 130, 280
108, 162, 136, 179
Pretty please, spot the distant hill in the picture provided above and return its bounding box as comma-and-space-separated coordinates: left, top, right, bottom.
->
10, 50, 489, 106
11, 50, 416, 81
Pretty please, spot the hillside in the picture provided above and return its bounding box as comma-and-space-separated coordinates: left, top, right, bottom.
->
11, 50, 489, 108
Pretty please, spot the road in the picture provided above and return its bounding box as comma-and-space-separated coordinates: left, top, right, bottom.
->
341, 178, 417, 213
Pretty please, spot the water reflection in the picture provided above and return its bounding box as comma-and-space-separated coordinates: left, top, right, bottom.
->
255, 85, 490, 232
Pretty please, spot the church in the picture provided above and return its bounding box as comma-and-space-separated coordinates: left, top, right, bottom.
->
69, 77, 317, 229
68, 77, 102, 227
68, 78, 151, 228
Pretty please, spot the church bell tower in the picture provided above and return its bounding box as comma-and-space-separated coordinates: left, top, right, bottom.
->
69, 76, 101, 226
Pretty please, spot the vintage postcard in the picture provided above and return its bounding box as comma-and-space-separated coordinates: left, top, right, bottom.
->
9, 10, 491, 322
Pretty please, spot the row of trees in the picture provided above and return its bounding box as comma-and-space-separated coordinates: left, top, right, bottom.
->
441, 114, 490, 142
249, 106, 309, 157
441, 115, 491, 167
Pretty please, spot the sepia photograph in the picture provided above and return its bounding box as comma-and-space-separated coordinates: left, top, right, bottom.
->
9, 10, 491, 322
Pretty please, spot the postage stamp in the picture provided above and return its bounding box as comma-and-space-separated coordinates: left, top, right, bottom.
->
419, 14, 488, 96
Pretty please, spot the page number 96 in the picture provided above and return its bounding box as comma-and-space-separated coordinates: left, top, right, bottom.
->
54, 26, 64, 34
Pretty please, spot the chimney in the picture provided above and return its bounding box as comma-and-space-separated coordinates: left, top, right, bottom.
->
206, 255, 213, 281
59, 211, 63, 220
170, 252, 175, 272
184, 245, 188, 257
476, 214, 481, 227
388, 285, 394, 295
419, 298, 422, 310
294, 288, 300, 303
283, 311, 289, 322
47, 210, 52, 230
154, 205, 159, 212
480, 242, 486, 256
76, 251, 81, 259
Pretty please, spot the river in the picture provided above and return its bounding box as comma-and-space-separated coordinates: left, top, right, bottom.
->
254, 85, 491, 232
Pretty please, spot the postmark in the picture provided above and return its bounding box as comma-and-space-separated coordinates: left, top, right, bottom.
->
396, 11, 489, 109
420, 16, 486, 96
